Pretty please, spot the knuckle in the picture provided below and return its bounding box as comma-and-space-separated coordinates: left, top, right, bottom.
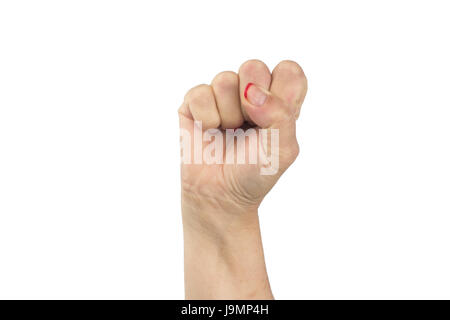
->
212, 71, 238, 92
186, 84, 211, 105
275, 60, 306, 78
239, 59, 268, 74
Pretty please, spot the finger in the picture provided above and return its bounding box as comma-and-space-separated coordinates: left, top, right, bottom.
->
211, 71, 243, 129
178, 101, 193, 132
270, 60, 307, 119
238, 59, 271, 123
184, 84, 221, 130
243, 83, 299, 165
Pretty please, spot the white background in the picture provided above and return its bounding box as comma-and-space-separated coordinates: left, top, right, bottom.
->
1, 1, 449, 299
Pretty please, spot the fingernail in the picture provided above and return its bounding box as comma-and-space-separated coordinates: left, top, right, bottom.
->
244, 83, 267, 107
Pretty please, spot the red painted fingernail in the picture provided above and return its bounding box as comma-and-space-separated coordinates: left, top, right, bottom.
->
244, 82, 254, 99
244, 83, 268, 107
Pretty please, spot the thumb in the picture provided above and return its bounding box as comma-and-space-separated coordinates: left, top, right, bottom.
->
243, 83, 294, 128
243, 83, 299, 165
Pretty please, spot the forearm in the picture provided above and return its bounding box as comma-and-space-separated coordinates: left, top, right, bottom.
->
182, 203, 273, 300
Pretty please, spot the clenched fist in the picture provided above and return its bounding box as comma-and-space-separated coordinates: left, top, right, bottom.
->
179, 60, 307, 299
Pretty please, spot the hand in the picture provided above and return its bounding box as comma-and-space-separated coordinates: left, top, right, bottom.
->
179, 59, 307, 219
179, 59, 307, 299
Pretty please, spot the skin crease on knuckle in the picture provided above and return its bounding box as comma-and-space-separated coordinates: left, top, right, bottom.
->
181, 59, 306, 300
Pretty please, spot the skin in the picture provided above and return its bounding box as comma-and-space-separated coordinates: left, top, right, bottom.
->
179, 59, 308, 299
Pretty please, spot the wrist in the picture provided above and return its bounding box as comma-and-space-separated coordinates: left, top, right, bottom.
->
181, 196, 273, 299
181, 193, 260, 243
